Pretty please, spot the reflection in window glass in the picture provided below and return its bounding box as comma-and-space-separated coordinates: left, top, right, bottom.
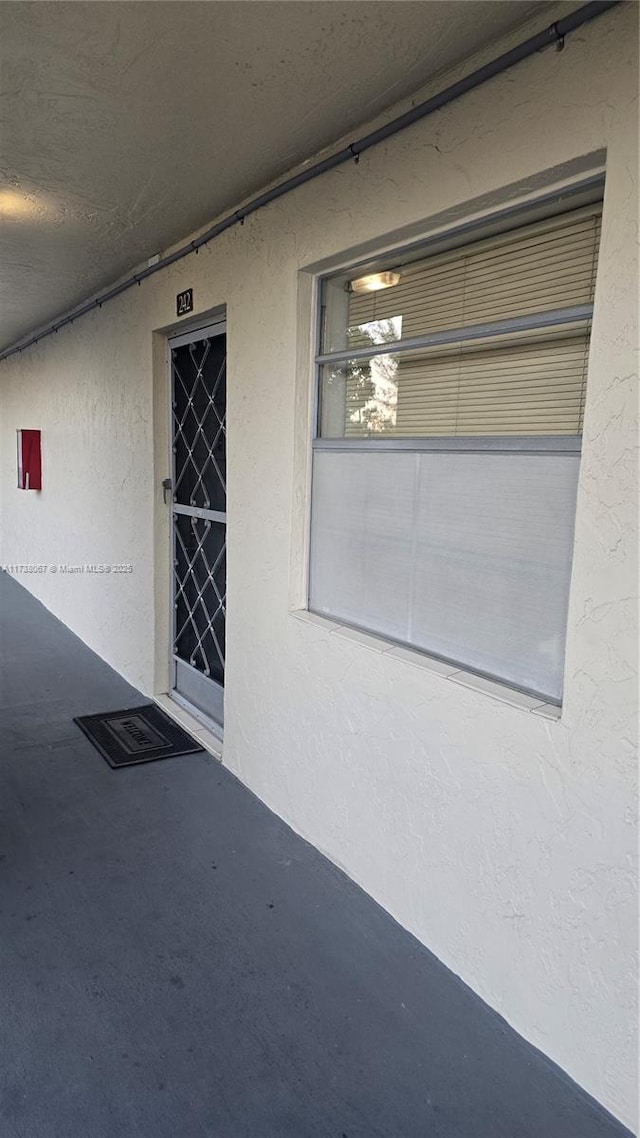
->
347, 315, 402, 350
320, 355, 400, 438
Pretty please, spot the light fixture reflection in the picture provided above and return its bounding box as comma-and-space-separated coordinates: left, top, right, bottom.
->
350, 271, 401, 294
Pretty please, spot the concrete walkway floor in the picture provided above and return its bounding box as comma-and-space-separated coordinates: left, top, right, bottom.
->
0, 572, 632, 1138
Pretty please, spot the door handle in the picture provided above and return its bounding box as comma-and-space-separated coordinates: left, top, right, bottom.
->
162, 478, 173, 504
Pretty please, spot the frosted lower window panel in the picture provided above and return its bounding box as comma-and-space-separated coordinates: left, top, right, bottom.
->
308, 449, 580, 703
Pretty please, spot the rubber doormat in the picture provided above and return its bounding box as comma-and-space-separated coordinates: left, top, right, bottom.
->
73, 704, 204, 768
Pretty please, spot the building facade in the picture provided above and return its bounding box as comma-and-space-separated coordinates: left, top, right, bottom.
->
0, 4, 637, 1129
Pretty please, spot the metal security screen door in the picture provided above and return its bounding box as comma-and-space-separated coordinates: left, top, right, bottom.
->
169, 322, 226, 728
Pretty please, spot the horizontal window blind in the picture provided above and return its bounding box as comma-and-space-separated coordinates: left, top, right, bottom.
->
319, 203, 601, 439
346, 206, 601, 343
394, 334, 590, 435
337, 330, 591, 437
309, 448, 580, 703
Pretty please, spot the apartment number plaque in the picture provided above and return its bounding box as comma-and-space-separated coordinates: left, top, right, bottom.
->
176, 288, 194, 317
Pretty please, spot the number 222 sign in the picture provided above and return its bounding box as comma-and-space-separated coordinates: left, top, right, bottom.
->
176, 288, 193, 316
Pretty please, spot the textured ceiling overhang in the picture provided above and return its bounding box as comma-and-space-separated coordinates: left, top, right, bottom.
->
0, 0, 549, 350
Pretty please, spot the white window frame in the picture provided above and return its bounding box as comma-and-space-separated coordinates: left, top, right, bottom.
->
303, 174, 605, 710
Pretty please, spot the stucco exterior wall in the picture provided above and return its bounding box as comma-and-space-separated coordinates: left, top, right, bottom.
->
1, 5, 637, 1128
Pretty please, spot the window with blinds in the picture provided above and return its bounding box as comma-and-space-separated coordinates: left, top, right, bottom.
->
318, 204, 601, 438
309, 192, 603, 705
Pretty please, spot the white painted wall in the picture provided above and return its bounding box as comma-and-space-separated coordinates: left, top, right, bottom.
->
1, 5, 637, 1128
